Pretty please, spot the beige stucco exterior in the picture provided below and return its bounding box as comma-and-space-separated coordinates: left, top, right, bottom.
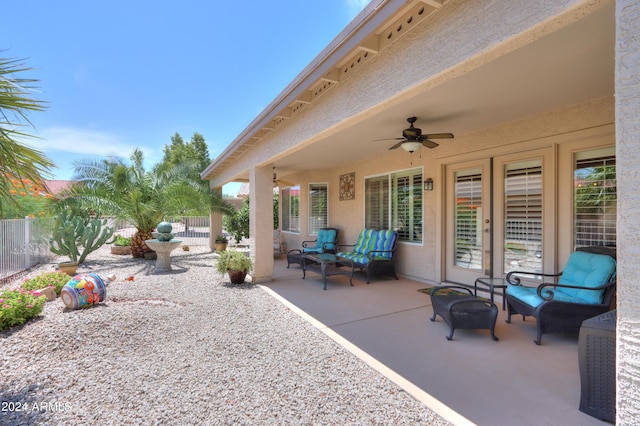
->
203, 0, 639, 422
616, 0, 640, 423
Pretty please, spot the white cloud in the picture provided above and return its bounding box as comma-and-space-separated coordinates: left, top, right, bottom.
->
31, 126, 153, 160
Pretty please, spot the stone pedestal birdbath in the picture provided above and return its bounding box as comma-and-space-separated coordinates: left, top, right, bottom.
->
145, 221, 182, 273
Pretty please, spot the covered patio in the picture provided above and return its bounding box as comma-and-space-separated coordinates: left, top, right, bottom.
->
202, 1, 640, 422
265, 254, 606, 426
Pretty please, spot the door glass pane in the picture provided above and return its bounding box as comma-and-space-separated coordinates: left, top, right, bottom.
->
574, 152, 616, 248
454, 170, 482, 269
504, 161, 542, 274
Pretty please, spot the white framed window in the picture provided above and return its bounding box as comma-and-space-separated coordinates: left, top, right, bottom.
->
365, 175, 389, 230
574, 149, 616, 248
308, 183, 328, 235
281, 186, 300, 233
365, 168, 423, 243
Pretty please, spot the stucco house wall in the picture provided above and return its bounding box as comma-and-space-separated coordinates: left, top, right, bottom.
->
281, 96, 614, 284
616, 0, 640, 423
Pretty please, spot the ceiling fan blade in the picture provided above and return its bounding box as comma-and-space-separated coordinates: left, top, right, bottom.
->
421, 139, 439, 149
275, 178, 295, 187
388, 141, 405, 150
423, 132, 454, 139
373, 137, 404, 141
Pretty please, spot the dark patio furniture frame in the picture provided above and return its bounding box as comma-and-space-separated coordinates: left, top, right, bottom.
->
505, 246, 616, 345
301, 253, 354, 290
429, 285, 499, 341
337, 229, 398, 284
474, 277, 508, 310
287, 227, 340, 268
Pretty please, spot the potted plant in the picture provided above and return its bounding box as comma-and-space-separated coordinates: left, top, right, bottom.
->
215, 250, 253, 284
111, 235, 132, 255
58, 261, 79, 276
214, 235, 228, 252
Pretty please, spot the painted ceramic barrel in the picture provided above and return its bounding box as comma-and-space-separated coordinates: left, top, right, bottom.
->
61, 273, 107, 309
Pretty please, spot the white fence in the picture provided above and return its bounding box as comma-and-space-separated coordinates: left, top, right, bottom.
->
0, 216, 212, 284
107, 216, 212, 245
0, 217, 56, 284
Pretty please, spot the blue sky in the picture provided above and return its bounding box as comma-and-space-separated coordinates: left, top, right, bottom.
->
3, 1, 371, 191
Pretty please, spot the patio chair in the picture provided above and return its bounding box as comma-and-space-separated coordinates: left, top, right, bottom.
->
505, 246, 616, 345
336, 229, 398, 283
286, 227, 339, 268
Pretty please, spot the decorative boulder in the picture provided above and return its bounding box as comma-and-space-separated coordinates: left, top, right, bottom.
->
33, 287, 57, 302
60, 273, 108, 310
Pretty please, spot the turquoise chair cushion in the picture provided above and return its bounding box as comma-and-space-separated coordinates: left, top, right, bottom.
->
557, 251, 616, 304
302, 228, 337, 253
507, 284, 578, 308
507, 251, 616, 307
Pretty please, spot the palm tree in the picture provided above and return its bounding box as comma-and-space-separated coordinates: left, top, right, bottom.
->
57, 149, 233, 257
0, 57, 54, 214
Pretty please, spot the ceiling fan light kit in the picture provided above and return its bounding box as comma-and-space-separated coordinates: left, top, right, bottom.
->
401, 141, 423, 152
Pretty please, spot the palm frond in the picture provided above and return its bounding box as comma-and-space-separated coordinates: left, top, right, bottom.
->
0, 56, 53, 213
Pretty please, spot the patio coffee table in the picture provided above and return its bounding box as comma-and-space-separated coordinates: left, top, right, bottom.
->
302, 253, 354, 290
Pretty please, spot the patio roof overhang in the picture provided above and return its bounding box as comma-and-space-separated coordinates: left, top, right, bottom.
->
201, 0, 614, 186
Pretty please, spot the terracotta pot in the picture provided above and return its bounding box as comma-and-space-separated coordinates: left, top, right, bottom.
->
111, 245, 131, 255
227, 269, 247, 284
58, 261, 79, 276
215, 242, 228, 252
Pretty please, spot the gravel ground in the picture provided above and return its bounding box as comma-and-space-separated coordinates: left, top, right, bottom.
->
1, 246, 450, 425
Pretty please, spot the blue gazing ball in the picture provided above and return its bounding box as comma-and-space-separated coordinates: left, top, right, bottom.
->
157, 221, 172, 233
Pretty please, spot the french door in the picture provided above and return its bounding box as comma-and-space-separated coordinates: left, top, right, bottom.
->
444, 149, 554, 284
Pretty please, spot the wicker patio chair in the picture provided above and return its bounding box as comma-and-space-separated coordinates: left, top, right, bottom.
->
286, 227, 339, 268
505, 246, 616, 345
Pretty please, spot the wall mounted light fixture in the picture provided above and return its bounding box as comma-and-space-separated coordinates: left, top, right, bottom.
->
424, 178, 434, 191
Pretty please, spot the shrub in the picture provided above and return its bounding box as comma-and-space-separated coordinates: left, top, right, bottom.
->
0, 289, 46, 331
21, 271, 70, 296
215, 250, 253, 275
113, 235, 132, 246
223, 197, 250, 244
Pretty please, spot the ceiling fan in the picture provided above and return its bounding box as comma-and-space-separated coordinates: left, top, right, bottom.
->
376, 117, 454, 152
273, 166, 294, 188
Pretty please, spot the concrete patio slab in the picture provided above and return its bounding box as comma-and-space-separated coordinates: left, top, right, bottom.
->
264, 257, 605, 426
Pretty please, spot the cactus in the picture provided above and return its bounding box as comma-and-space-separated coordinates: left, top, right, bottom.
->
49, 211, 115, 264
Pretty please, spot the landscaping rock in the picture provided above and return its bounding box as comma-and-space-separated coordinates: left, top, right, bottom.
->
33, 287, 56, 302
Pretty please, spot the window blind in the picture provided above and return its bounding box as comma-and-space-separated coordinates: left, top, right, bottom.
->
308, 183, 328, 235
391, 170, 422, 242
365, 176, 389, 229
454, 172, 482, 269
504, 163, 542, 274
282, 186, 300, 233
574, 154, 616, 247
